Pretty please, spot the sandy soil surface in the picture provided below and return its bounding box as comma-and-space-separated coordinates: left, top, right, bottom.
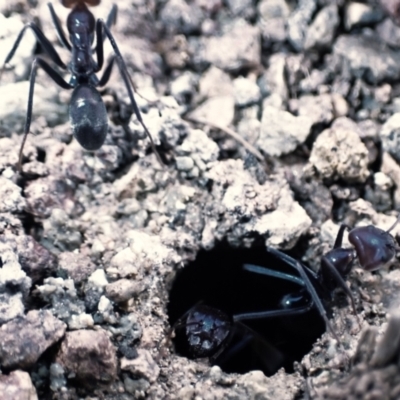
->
1, 0, 400, 399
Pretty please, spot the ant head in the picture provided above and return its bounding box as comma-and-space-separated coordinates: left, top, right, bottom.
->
349, 225, 398, 271
184, 305, 231, 358
62, 0, 100, 8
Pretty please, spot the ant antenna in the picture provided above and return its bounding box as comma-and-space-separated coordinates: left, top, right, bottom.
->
386, 214, 400, 234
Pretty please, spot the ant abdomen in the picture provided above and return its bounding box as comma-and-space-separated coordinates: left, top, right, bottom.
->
70, 84, 108, 150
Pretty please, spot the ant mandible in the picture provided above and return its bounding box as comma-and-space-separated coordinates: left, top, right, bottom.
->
0, 0, 162, 170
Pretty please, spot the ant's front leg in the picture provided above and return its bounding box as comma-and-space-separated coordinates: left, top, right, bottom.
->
0, 23, 67, 81
18, 57, 72, 171
96, 19, 163, 165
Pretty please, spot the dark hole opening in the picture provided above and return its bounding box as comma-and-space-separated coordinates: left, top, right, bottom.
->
168, 242, 325, 376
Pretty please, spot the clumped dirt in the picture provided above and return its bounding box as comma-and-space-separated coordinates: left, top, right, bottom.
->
1, 0, 400, 399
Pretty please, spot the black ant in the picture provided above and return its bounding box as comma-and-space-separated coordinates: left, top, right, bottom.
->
170, 217, 399, 365
0, 0, 162, 170
237, 217, 400, 341
169, 255, 318, 371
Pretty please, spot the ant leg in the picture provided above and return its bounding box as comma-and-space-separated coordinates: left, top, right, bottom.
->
98, 57, 115, 87
243, 263, 305, 286
106, 4, 118, 30
321, 257, 359, 320
0, 23, 67, 80
232, 302, 314, 322
333, 224, 351, 248
93, 6, 118, 71
97, 20, 163, 165
267, 247, 340, 342
91, 5, 118, 55
19, 57, 72, 171
47, 3, 72, 51
386, 214, 400, 233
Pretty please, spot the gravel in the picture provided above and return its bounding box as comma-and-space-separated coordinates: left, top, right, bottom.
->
1, 0, 400, 398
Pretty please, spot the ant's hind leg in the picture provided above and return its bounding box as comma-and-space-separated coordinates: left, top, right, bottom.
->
18, 57, 72, 171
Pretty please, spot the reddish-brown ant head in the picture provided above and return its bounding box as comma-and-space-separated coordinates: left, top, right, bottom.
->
61, 0, 100, 8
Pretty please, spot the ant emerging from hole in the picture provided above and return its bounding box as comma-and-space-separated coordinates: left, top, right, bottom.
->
169, 216, 400, 365
0, 0, 162, 171
170, 303, 286, 375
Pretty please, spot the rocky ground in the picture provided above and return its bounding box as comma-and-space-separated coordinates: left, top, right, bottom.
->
1, 0, 400, 398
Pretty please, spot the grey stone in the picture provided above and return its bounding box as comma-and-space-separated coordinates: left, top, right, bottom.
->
258, 0, 289, 46
107, 247, 138, 279
105, 279, 142, 303
304, 5, 339, 50
37, 277, 86, 326
233, 76, 261, 107
124, 377, 150, 395
257, 106, 312, 156
299, 69, 328, 93
176, 129, 219, 165
205, 159, 312, 249
120, 349, 160, 383
225, 0, 255, 18
333, 34, 400, 84
258, 0, 289, 20
159, 0, 204, 35
0, 310, 66, 369
297, 94, 335, 126
0, 370, 38, 400
56, 329, 118, 385
0, 241, 31, 299
24, 177, 79, 219
0, 177, 25, 213
42, 209, 82, 253
49, 363, 67, 392
345, 2, 384, 30
381, 113, 400, 163
376, 17, 400, 48
259, 17, 287, 47
287, 0, 317, 51
175, 156, 195, 171
364, 172, 393, 213
258, 53, 288, 101
0, 293, 24, 325
204, 19, 261, 71
187, 95, 235, 127
198, 66, 233, 98
58, 252, 96, 284
169, 71, 198, 106
309, 125, 369, 183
